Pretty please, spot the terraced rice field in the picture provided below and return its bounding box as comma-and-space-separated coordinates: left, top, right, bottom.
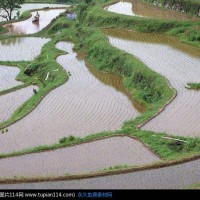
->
0, 137, 160, 179
0, 4, 69, 22
4, 9, 66, 35
0, 85, 37, 123
105, 1, 136, 16
0, 37, 50, 61
0, 37, 47, 125
0, 65, 22, 91
105, 0, 194, 20
3, 157, 199, 189
0, 41, 139, 154
105, 29, 200, 137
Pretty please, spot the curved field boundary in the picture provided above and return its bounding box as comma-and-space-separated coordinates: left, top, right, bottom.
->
104, 0, 195, 20
105, 1, 135, 16
0, 37, 50, 61
0, 134, 159, 160
4, 9, 66, 35
1, 144, 200, 185
0, 83, 31, 97
0, 65, 22, 91
0, 85, 37, 123
106, 29, 200, 137
1, 156, 200, 189
0, 136, 160, 180
0, 41, 138, 154
1, 6, 68, 36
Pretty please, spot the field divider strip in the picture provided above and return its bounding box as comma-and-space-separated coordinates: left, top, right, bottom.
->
1, 146, 200, 185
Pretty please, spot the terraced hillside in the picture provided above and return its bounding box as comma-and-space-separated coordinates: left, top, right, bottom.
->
0, 0, 200, 189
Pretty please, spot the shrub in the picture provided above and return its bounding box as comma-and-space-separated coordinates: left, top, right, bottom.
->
59, 135, 77, 144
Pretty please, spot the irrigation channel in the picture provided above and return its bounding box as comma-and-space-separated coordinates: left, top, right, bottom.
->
0, 2, 200, 188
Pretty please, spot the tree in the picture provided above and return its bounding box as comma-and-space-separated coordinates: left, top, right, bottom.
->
0, 0, 24, 21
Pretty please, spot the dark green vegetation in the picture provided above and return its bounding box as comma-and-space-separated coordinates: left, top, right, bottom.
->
0, 0, 200, 168
0, 38, 68, 130
0, 0, 25, 21
186, 83, 200, 90
144, 0, 200, 15
84, 0, 200, 47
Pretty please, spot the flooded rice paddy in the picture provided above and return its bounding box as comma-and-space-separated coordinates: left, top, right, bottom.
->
105, 1, 136, 16
0, 4, 69, 22
0, 85, 37, 123
0, 65, 22, 91
105, 0, 194, 20
3, 157, 200, 189
4, 9, 66, 35
0, 41, 139, 154
0, 37, 50, 61
0, 137, 160, 179
105, 29, 200, 137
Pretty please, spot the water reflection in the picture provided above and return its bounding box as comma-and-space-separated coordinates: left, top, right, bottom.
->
0, 37, 50, 61
103, 28, 200, 58
106, 0, 196, 21
105, 28, 200, 137
4, 9, 66, 35
0, 37, 24, 46
77, 53, 144, 112
0, 4, 68, 22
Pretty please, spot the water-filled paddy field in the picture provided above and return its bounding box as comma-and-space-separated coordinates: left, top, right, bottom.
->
0, 41, 139, 154
105, 29, 200, 137
1, 0, 200, 188
0, 85, 37, 123
0, 37, 50, 61
4, 9, 66, 35
0, 65, 22, 91
0, 4, 69, 22
0, 137, 159, 179
105, 0, 195, 20
3, 157, 199, 189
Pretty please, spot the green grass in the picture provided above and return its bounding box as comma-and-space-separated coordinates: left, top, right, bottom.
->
186, 83, 200, 90
83, 0, 200, 48
0, 11, 71, 130
100, 165, 130, 172
0, 38, 68, 130
18, 11, 31, 20
143, 0, 200, 15
0, 12, 200, 162
186, 183, 200, 189
74, 26, 174, 126
0, 0, 200, 167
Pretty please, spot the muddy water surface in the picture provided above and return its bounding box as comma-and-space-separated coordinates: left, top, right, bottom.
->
4, 9, 66, 35
105, 29, 200, 137
0, 137, 160, 179
3, 157, 200, 189
0, 41, 139, 154
0, 85, 37, 123
0, 37, 50, 61
0, 4, 69, 22
0, 65, 22, 91
106, 0, 195, 20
